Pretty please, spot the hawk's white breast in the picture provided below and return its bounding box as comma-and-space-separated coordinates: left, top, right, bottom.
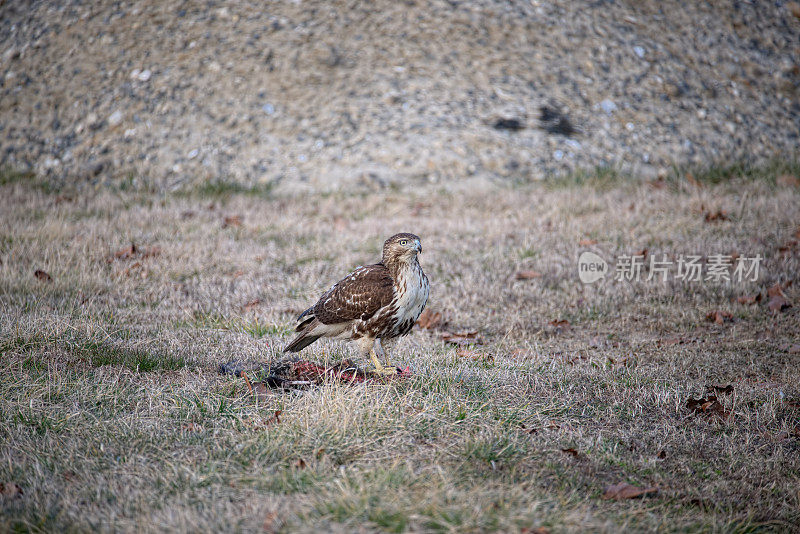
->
391, 260, 429, 333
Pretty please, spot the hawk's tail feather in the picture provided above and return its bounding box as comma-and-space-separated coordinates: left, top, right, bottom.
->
283, 332, 322, 353
295, 313, 316, 332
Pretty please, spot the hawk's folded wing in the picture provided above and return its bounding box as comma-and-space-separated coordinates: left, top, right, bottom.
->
310, 264, 394, 324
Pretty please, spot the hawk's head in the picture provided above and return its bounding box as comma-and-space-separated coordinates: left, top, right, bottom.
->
383, 233, 422, 263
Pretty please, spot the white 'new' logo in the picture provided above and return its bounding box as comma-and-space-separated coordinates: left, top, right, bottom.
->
578, 251, 608, 284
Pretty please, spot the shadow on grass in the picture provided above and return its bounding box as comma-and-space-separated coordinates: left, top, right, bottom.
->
1, 332, 185, 372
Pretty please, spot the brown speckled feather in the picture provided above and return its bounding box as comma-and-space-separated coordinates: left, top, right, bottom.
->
310, 264, 394, 324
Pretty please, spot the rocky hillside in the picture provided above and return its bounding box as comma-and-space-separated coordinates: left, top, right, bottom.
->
1, 0, 799, 192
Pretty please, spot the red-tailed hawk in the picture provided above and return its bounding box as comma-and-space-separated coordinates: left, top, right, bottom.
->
284, 233, 429, 375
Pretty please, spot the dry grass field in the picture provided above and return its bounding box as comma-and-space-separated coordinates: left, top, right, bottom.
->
1, 164, 799, 533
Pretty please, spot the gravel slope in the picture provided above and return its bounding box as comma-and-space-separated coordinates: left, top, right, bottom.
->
1, 0, 799, 192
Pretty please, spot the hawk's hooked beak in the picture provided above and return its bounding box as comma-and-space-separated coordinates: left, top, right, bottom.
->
415, 240, 422, 254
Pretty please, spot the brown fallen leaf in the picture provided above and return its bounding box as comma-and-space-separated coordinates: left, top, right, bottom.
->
705, 310, 733, 324
634, 248, 648, 259
736, 293, 762, 305
768, 283, 789, 297
223, 215, 243, 228
686, 395, 730, 420
416, 309, 443, 330
660, 336, 689, 346
34, 269, 52, 282
109, 243, 161, 263
704, 209, 728, 222
603, 482, 657, 500
515, 270, 542, 280
293, 458, 307, 469
685, 172, 703, 189
0, 482, 23, 498
115, 243, 137, 259
549, 319, 570, 328
736, 293, 762, 306
242, 299, 262, 312
782, 343, 800, 354
608, 355, 631, 366
778, 240, 797, 254
182, 422, 202, 432
766, 284, 792, 313
707, 384, 734, 395
768, 295, 791, 313
265, 410, 282, 426
561, 447, 580, 458
578, 238, 597, 246
457, 348, 494, 363
440, 330, 483, 346
262, 511, 280, 534
777, 174, 800, 187
142, 246, 161, 259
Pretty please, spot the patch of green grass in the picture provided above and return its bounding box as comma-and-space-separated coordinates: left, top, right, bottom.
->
1, 332, 184, 372
462, 433, 526, 466
73, 339, 184, 371
0, 168, 37, 187
670, 157, 800, 186
546, 165, 628, 190
11, 410, 66, 435
177, 311, 291, 337
0, 167, 67, 194
180, 179, 274, 199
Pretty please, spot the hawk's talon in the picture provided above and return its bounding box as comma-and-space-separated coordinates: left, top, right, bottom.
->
369, 349, 398, 376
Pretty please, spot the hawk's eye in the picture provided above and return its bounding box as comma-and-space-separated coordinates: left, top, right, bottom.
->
399, 239, 408, 246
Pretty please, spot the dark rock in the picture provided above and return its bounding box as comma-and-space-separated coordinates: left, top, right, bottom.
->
539, 106, 577, 136
493, 118, 525, 131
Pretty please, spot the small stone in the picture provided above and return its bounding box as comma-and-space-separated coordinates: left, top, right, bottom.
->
43, 157, 60, 169
86, 113, 101, 129
553, 150, 564, 161
108, 110, 123, 126
3, 47, 19, 62
599, 99, 617, 114
187, 149, 199, 159
633, 46, 645, 58
262, 103, 275, 115
137, 69, 152, 82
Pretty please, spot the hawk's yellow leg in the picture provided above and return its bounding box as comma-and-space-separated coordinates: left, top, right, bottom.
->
369, 348, 397, 376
